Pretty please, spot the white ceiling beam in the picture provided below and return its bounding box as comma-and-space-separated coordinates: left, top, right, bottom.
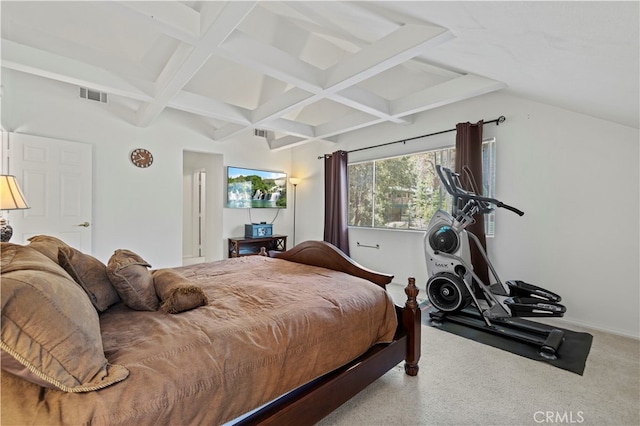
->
312, 74, 505, 141
168, 91, 251, 125
260, 118, 315, 139
214, 24, 454, 142
215, 32, 322, 138
1, 40, 153, 102
252, 88, 315, 123
403, 57, 464, 79
266, 135, 307, 151
280, 74, 505, 146
221, 23, 453, 149
136, 1, 257, 127
198, 2, 227, 32
217, 31, 324, 93
315, 111, 386, 139
213, 123, 248, 141
98, 1, 200, 44
325, 24, 453, 90
390, 74, 507, 117
212, 112, 317, 143
210, 88, 314, 143
332, 86, 408, 124
282, 2, 367, 50
314, 75, 505, 140
267, 134, 338, 152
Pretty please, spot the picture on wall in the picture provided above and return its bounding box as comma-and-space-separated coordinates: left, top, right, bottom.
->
226, 166, 287, 209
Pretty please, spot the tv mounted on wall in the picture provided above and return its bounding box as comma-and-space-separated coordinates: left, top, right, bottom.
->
226, 166, 287, 209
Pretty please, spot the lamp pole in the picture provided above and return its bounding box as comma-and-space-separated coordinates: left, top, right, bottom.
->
292, 182, 297, 246
289, 177, 301, 247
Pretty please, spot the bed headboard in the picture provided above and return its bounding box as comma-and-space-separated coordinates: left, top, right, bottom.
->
270, 240, 394, 288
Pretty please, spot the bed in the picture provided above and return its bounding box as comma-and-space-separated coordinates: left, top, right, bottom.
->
1, 237, 420, 425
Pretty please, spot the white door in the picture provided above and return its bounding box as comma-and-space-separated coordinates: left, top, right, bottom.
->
6, 132, 92, 252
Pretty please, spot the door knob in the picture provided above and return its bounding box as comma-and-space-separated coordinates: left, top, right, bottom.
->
77, 222, 90, 228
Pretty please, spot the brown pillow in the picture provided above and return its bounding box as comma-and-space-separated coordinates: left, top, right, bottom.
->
153, 268, 208, 314
26, 235, 71, 264
0, 243, 129, 392
58, 246, 120, 312
107, 249, 158, 311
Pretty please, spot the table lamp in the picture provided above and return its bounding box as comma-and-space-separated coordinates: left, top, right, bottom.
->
0, 175, 30, 242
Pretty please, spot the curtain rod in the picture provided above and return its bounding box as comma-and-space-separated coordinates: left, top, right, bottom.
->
318, 115, 506, 159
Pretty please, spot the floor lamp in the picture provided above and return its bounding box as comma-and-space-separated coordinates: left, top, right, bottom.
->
289, 177, 301, 247
0, 175, 30, 242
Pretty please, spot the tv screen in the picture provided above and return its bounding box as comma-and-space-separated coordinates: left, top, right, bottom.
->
227, 166, 287, 209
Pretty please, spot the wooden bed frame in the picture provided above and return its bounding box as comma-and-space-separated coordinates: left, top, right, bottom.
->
236, 241, 421, 425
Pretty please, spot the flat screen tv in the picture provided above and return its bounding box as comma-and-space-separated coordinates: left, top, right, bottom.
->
227, 166, 287, 208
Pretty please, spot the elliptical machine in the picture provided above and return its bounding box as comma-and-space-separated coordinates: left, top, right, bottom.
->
425, 165, 567, 359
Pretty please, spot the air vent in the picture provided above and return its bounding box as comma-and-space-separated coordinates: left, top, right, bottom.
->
254, 129, 268, 138
79, 87, 107, 103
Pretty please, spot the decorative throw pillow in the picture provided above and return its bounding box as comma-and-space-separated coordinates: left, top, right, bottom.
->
58, 246, 120, 312
26, 235, 71, 264
106, 249, 159, 311
0, 243, 129, 392
153, 268, 209, 314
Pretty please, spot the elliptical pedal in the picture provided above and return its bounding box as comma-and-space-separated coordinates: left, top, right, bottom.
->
506, 280, 562, 303
504, 297, 567, 317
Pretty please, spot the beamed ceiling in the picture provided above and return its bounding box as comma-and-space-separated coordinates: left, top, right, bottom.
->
1, 1, 638, 150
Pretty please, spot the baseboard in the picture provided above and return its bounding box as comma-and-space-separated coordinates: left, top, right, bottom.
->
522, 315, 639, 341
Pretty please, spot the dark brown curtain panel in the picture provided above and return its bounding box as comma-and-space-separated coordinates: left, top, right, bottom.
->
454, 120, 490, 290
324, 150, 350, 256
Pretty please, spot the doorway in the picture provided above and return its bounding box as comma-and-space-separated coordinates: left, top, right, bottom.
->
183, 169, 205, 264
182, 151, 223, 265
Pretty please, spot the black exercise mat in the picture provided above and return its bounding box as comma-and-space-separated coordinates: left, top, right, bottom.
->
420, 300, 593, 375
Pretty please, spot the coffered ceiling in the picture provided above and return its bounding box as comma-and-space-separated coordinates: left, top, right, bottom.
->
1, 1, 638, 150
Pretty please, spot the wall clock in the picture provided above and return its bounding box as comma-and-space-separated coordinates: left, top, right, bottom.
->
130, 148, 153, 168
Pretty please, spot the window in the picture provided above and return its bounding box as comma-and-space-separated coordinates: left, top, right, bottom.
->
348, 138, 496, 235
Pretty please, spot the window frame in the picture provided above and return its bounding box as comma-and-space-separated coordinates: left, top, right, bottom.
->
347, 137, 496, 236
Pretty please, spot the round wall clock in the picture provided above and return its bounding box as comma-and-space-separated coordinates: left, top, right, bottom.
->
130, 148, 153, 168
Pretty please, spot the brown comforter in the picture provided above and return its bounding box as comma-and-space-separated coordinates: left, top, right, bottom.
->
1, 255, 397, 425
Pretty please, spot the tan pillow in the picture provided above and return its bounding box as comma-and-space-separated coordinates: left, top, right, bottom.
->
0, 243, 129, 392
58, 246, 120, 312
1, 242, 72, 277
153, 268, 209, 314
107, 249, 158, 311
26, 235, 71, 264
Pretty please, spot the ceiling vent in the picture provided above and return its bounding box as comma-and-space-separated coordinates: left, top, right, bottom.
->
254, 129, 268, 138
79, 87, 107, 103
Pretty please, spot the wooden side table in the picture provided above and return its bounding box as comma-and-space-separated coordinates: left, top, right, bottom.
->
228, 235, 287, 258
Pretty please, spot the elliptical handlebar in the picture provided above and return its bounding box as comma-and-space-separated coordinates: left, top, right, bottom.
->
494, 201, 525, 217
436, 165, 525, 217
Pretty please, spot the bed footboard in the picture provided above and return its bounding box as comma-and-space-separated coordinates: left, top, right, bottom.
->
238, 277, 421, 425
237, 242, 422, 425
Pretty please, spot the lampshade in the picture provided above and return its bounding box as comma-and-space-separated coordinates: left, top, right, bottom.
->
0, 175, 30, 210
289, 177, 302, 186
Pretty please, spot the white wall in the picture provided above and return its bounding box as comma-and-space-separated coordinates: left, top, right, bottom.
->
1, 69, 293, 268
292, 91, 640, 337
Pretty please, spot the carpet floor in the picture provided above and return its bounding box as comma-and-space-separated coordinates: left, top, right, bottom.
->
316, 284, 639, 426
